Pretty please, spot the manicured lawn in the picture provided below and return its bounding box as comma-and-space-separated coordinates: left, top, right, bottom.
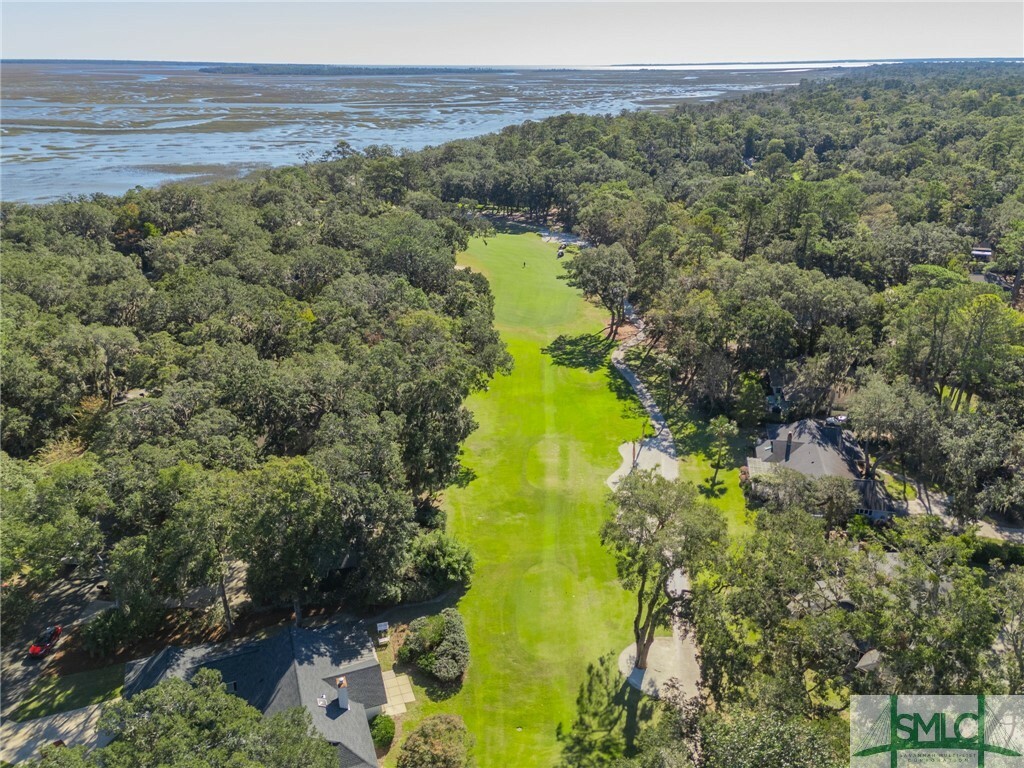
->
390, 231, 650, 766
877, 467, 919, 501
638, 400, 753, 540
9, 664, 124, 722
621, 352, 753, 541
670, 409, 754, 540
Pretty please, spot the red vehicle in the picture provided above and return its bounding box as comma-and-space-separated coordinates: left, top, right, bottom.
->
28, 625, 62, 657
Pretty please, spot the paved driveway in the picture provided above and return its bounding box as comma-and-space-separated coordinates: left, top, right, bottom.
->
0, 703, 112, 763
906, 495, 1024, 544
1, 577, 104, 717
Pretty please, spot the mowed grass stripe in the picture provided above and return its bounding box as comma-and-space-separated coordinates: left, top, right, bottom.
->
394, 231, 645, 766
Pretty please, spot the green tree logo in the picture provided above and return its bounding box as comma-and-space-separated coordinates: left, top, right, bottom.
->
851, 695, 1024, 767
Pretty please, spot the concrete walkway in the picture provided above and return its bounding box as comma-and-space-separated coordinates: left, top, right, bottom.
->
606, 301, 678, 490
381, 670, 416, 716
617, 634, 701, 700
606, 439, 678, 490
538, 229, 586, 246
0, 704, 111, 764
605, 301, 699, 699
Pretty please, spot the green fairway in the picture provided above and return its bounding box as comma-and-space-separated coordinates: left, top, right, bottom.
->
393, 230, 649, 766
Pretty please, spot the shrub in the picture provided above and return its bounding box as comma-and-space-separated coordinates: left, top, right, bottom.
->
700, 708, 846, 768
397, 714, 472, 768
398, 608, 470, 683
371, 714, 396, 749
972, 538, 1024, 567
404, 531, 474, 601
398, 616, 441, 662
81, 608, 129, 657
80, 604, 162, 658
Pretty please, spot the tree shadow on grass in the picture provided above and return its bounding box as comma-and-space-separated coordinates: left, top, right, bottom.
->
555, 654, 657, 767
698, 478, 729, 499
601, 362, 649, 424
393, 658, 463, 702
543, 333, 616, 373
489, 219, 542, 236
450, 465, 477, 489
671, 406, 751, 469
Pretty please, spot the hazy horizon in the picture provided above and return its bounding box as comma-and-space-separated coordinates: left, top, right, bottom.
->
2, 57, 1019, 68
3, 2, 1022, 67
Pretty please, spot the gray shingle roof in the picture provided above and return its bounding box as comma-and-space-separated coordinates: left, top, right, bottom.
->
747, 420, 903, 515
338, 732, 378, 768
754, 419, 862, 479
124, 620, 384, 768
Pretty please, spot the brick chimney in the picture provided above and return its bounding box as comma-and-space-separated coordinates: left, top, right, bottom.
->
785, 431, 793, 462
336, 676, 348, 710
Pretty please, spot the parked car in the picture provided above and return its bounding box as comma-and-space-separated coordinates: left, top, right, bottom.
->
28, 625, 62, 657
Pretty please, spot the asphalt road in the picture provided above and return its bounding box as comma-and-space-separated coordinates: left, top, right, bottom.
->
1, 577, 103, 718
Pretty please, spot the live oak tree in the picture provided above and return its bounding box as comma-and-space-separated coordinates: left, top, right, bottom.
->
847, 520, 999, 695
236, 456, 335, 626
990, 565, 1024, 695
615, 690, 847, 768
0, 452, 106, 585
994, 220, 1024, 305
751, 469, 861, 531
695, 507, 853, 717
602, 471, 725, 670
157, 466, 246, 633
564, 243, 636, 338
735, 298, 795, 373
812, 475, 864, 531
846, 373, 915, 480
939, 406, 1024, 524
697, 709, 846, 768
788, 325, 871, 416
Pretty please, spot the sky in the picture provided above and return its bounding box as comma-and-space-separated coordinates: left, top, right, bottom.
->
2, 1, 1022, 67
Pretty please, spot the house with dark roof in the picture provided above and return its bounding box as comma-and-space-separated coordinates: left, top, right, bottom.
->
124, 622, 386, 768
746, 419, 905, 520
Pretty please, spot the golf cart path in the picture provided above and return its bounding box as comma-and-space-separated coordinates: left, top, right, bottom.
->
605, 301, 698, 700
606, 301, 677, 490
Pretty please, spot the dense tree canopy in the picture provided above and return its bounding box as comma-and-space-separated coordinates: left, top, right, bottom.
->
1, 147, 509, 639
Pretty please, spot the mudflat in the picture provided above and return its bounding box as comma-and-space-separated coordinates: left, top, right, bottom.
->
0, 61, 831, 201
